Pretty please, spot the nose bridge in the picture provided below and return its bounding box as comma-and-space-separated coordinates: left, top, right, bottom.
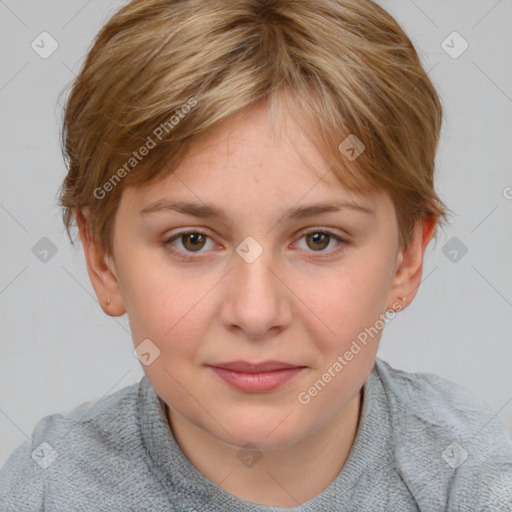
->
234, 237, 281, 306
222, 236, 291, 336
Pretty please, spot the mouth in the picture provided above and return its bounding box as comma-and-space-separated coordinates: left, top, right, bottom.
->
206, 360, 307, 393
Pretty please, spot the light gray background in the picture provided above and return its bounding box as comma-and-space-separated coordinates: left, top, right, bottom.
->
1, 0, 511, 468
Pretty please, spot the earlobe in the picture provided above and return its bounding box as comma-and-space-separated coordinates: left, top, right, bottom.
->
76, 209, 126, 317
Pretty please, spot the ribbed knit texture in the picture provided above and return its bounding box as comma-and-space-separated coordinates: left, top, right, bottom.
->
1, 358, 511, 511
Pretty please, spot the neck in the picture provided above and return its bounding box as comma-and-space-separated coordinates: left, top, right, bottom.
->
166, 389, 362, 507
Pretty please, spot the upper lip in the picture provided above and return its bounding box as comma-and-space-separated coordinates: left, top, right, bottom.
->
208, 361, 305, 373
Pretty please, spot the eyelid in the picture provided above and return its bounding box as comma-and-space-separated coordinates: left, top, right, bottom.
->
298, 226, 349, 240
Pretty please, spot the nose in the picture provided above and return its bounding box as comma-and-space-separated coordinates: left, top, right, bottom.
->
219, 246, 293, 340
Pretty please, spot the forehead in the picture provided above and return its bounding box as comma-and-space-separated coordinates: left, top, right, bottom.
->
118, 101, 393, 222
126, 102, 360, 200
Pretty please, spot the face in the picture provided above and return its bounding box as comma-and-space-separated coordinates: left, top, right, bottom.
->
102, 101, 406, 450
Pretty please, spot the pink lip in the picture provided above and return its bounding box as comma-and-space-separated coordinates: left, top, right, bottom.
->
207, 361, 306, 392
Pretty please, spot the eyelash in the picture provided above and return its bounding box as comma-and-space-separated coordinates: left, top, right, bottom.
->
161, 228, 349, 262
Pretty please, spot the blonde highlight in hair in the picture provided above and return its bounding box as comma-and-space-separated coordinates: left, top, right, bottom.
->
59, 0, 451, 254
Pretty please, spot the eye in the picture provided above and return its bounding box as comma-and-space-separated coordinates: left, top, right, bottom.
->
162, 230, 215, 260
295, 229, 347, 256
162, 228, 348, 262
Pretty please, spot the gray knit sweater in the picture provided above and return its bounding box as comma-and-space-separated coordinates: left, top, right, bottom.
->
1, 358, 511, 511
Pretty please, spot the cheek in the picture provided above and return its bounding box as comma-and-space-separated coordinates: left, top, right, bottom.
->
125, 272, 211, 411
126, 279, 198, 345
305, 256, 393, 335
293, 260, 391, 418
293, 257, 394, 392
122, 261, 217, 364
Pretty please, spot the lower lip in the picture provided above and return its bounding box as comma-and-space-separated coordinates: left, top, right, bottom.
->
209, 366, 305, 392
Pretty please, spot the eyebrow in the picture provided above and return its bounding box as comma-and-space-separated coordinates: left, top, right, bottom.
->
140, 199, 375, 222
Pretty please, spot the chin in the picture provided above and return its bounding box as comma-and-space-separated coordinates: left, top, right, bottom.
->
208, 410, 311, 451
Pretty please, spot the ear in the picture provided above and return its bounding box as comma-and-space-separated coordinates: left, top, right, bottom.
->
387, 215, 438, 311
76, 208, 126, 317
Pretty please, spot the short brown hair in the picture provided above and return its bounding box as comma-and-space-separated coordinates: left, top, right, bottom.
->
59, 0, 451, 255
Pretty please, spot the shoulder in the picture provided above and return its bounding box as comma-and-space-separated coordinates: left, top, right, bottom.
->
372, 358, 512, 511
374, 357, 497, 417
0, 377, 144, 511
373, 357, 511, 442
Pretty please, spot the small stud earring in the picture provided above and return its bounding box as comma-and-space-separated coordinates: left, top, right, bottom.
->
106, 298, 111, 306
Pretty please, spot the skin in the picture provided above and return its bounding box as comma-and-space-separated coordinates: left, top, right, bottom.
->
79, 100, 436, 507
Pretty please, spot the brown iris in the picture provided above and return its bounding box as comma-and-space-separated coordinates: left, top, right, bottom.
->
305, 232, 330, 251
181, 233, 207, 252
